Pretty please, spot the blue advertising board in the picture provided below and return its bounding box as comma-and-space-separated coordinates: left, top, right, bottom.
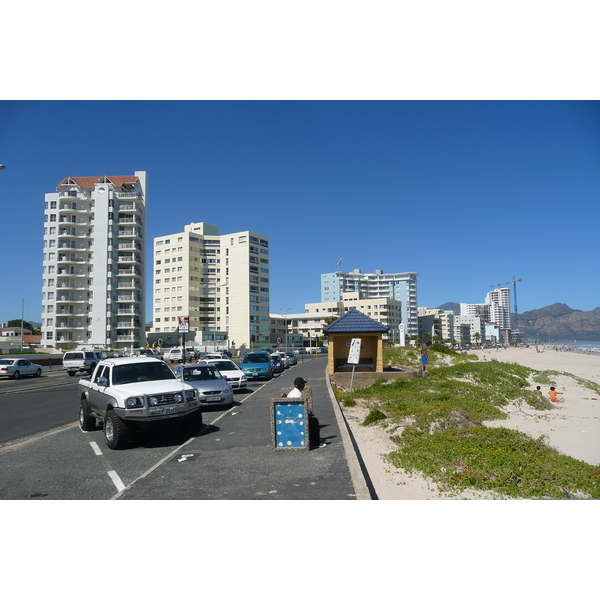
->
270, 399, 309, 451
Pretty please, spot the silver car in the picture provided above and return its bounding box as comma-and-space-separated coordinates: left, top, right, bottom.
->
0, 358, 43, 379
201, 359, 247, 391
173, 364, 234, 408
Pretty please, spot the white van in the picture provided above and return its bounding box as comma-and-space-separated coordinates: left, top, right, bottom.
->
62, 351, 104, 376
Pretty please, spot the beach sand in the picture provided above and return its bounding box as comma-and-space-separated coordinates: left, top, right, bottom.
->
342, 346, 600, 499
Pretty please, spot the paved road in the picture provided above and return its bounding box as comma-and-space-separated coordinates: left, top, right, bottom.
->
116, 356, 360, 500
0, 356, 370, 500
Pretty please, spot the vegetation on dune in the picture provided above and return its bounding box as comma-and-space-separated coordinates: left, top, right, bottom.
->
337, 347, 600, 499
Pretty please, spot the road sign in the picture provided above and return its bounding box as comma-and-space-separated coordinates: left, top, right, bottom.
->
178, 316, 189, 333
348, 338, 361, 365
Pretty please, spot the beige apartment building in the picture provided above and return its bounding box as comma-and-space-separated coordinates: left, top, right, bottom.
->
283, 294, 403, 346
150, 223, 269, 350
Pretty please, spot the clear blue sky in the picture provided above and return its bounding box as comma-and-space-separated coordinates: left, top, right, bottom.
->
1, 100, 598, 325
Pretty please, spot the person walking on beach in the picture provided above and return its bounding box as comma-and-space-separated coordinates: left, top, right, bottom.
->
549, 387, 564, 403
535, 386, 543, 394
421, 342, 429, 373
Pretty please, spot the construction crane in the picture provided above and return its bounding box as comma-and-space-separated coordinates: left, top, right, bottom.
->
490, 277, 522, 330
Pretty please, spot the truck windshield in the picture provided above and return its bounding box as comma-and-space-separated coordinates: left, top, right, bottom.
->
112, 362, 176, 385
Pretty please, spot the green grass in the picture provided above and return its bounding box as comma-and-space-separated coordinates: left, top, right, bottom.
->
340, 349, 600, 498
389, 426, 600, 499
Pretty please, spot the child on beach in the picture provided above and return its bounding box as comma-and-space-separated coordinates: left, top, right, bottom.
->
549, 387, 564, 403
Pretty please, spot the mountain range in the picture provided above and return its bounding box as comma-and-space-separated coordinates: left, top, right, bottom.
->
436, 302, 600, 342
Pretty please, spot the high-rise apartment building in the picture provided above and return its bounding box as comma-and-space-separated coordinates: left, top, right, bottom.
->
321, 268, 418, 338
486, 288, 511, 329
150, 223, 270, 350
41, 172, 147, 351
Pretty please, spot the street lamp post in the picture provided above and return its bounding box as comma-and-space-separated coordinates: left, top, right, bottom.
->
280, 307, 292, 353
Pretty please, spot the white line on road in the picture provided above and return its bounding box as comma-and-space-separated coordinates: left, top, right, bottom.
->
108, 470, 126, 492
89, 441, 103, 456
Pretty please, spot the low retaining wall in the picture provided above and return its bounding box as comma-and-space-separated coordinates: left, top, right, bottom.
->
332, 369, 419, 390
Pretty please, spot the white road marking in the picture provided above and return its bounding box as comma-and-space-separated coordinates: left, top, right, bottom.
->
108, 470, 126, 492
89, 441, 103, 456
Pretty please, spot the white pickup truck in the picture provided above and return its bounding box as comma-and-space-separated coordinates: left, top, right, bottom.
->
78, 356, 202, 449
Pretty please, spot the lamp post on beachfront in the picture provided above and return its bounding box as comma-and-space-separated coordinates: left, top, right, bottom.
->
280, 307, 292, 352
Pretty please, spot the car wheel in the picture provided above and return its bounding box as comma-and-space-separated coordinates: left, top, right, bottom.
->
68, 371, 76, 376
104, 409, 129, 450
13, 371, 20, 380
35, 369, 42, 377
88, 364, 96, 374
79, 398, 96, 431
181, 410, 203, 439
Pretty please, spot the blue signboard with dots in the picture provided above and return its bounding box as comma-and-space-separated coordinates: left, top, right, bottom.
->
270, 399, 309, 451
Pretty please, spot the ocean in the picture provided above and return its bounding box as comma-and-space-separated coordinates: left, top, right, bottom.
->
540, 342, 600, 354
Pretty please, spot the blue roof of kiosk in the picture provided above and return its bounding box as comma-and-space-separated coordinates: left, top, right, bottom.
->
323, 308, 389, 334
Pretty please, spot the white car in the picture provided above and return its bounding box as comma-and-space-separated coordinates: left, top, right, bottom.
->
0, 358, 43, 379
201, 358, 247, 391
165, 348, 184, 363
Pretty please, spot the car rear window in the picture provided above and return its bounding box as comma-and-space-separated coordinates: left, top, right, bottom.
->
183, 366, 221, 381
64, 352, 83, 360
243, 354, 270, 363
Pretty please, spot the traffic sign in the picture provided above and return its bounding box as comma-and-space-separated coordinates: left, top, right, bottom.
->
348, 338, 361, 364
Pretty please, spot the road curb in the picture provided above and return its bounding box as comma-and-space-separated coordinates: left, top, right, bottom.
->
326, 371, 375, 500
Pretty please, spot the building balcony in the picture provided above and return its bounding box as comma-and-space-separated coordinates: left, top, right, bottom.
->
56, 286, 87, 294
116, 321, 140, 329
117, 269, 141, 277
117, 334, 138, 341
116, 295, 141, 302
117, 227, 142, 239
58, 191, 89, 200
115, 192, 142, 200
55, 322, 86, 330
116, 282, 140, 290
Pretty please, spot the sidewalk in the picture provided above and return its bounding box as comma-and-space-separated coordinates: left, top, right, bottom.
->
115, 357, 371, 500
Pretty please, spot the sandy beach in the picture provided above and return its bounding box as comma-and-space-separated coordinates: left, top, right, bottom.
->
341, 346, 600, 499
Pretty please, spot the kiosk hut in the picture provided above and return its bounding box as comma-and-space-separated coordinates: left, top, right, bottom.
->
324, 308, 417, 388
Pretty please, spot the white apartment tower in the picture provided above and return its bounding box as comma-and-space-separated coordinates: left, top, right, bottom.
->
321, 268, 418, 338
41, 172, 147, 351
486, 288, 511, 329
151, 223, 270, 350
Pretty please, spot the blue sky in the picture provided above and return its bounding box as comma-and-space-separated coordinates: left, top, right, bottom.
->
1, 100, 598, 325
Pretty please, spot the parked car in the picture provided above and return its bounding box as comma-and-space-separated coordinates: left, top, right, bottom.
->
203, 352, 229, 360
274, 351, 289, 368
62, 351, 104, 376
201, 358, 247, 391
165, 348, 184, 363
241, 351, 274, 380
173, 364, 234, 408
78, 357, 202, 449
185, 348, 198, 361
285, 351, 298, 366
270, 353, 284, 374
0, 358, 43, 379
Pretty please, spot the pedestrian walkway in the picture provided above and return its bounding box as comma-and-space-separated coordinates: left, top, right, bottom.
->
115, 356, 367, 500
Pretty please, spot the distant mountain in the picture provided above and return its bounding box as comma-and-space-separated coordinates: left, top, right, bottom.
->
436, 302, 460, 314
517, 303, 600, 341
436, 302, 600, 341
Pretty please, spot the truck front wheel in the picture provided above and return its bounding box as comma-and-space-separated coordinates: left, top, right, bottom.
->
104, 410, 129, 450
181, 410, 203, 439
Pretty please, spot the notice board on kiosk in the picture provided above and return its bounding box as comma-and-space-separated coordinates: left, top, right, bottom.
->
270, 398, 309, 451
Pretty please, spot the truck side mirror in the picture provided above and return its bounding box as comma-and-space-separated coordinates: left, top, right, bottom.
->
97, 376, 108, 387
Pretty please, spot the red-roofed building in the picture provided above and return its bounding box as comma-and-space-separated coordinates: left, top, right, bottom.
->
42, 171, 148, 352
